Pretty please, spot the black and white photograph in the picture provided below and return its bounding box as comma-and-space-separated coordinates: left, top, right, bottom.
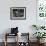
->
10, 7, 26, 20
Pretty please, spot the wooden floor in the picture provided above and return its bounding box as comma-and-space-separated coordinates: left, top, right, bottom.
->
0, 42, 46, 46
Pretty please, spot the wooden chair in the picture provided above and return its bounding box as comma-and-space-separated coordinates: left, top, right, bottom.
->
4, 33, 18, 46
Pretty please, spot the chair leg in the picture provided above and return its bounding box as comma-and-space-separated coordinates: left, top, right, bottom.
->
4, 41, 7, 46
4, 33, 7, 46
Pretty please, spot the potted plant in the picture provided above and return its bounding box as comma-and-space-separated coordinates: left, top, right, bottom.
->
33, 32, 46, 43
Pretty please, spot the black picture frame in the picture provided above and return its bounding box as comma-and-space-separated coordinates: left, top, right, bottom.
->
10, 7, 26, 20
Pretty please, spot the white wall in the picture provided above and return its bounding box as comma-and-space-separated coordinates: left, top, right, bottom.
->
0, 0, 37, 42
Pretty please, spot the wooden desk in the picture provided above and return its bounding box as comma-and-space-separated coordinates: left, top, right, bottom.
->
4, 33, 30, 46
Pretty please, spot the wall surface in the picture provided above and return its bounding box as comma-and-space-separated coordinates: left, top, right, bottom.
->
0, 0, 37, 42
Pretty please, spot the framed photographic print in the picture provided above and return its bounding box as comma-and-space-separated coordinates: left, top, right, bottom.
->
10, 7, 26, 20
